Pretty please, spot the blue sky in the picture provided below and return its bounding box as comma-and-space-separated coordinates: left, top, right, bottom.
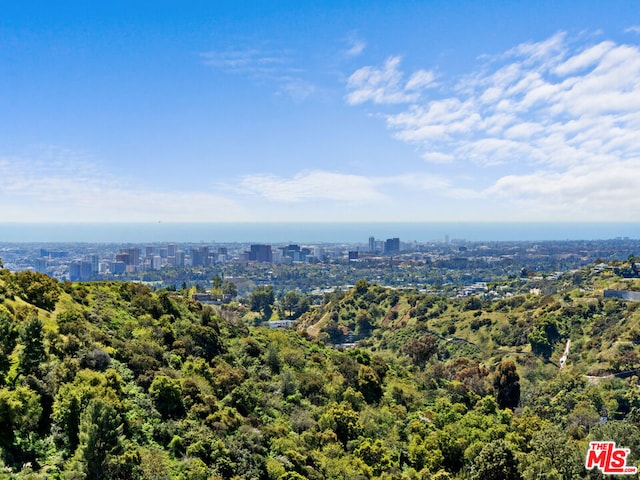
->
2, 1, 640, 223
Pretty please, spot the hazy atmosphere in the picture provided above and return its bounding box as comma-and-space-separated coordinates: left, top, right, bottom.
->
2, 1, 640, 223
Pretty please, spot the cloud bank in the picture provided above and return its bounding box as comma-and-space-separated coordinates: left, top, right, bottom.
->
346, 32, 640, 220
0, 150, 247, 222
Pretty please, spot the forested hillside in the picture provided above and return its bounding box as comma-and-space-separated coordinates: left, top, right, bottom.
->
1, 259, 640, 479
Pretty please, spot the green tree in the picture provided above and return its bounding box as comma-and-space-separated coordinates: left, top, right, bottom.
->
66, 398, 123, 480
469, 439, 522, 480
0, 312, 17, 384
357, 365, 383, 404
520, 426, 584, 480
401, 334, 438, 370
229, 380, 261, 417
10, 270, 60, 311
528, 328, 553, 358
149, 375, 185, 419
250, 286, 275, 320
212, 275, 223, 294
182, 323, 223, 361
493, 360, 520, 410
355, 279, 369, 295
319, 402, 361, 447
355, 439, 393, 475
222, 281, 238, 298
529, 316, 561, 358
18, 316, 46, 378
280, 291, 300, 319
279, 291, 310, 319
355, 310, 373, 336
0, 386, 42, 459
463, 296, 483, 311
295, 293, 310, 318
51, 370, 122, 452
319, 319, 343, 343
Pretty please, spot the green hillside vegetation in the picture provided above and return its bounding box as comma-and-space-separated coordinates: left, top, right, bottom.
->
302, 263, 640, 376
0, 259, 640, 479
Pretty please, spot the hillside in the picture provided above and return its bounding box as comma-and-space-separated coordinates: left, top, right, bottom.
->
301, 261, 640, 377
0, 260, 640, 479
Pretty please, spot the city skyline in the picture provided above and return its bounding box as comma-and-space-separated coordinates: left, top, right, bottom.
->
7, 235, 640, 287
2, 1, 640, 224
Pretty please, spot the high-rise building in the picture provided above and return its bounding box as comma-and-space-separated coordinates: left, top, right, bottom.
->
115, 252, 130, 264
369, 236, 375, 252
88, 254, 99, 275
311, 246, 325, 261
69, 262, 81, 281
216, 247, 229, 263
41, 249, 68, 259
249, 244, 272, 262
115, 247, 140, 272
110, 261, 126, 275
167, 244, 178, 257
34, 258, 48, 273
279, 244, 309, 262
151, 255, 162, 270
127, 247, 140, 266
191, 247, 210, 266
384, 238, 400, 254
69, 261, 92, 281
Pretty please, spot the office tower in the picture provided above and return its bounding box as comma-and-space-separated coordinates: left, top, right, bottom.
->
190, 247, 210, 266
69, 261, 92, 281
384, 238, 400, 254
88, 254, 99, 275
127, 248, 140, 266
249, 244, 272, 262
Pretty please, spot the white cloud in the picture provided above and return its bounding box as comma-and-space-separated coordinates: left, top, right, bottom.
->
240, 170, 385, 203
0, 149, 457, 223
484, 159, 640, 220
345, 56, 436, 105
239, 169, 452, 204
201, 47, 315, 101
503, 122, 544, 140
422, 151, 454, 164
553, 41, 614, 75
405, 70, 437, 90
278, 77, 317, 101
344, 37, 366, 57
0, 151, 247, 222
345, 32, 640, 220
384, 173, 450, 191
200, 49, 289, 74
506, 31, 567, 65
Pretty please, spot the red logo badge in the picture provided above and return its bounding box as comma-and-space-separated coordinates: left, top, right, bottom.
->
585, 441, 637, 475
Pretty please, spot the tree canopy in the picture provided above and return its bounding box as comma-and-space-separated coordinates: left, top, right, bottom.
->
0, 262, 638, 478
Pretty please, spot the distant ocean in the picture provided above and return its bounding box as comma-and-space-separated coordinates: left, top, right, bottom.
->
1, 222, 639, 244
